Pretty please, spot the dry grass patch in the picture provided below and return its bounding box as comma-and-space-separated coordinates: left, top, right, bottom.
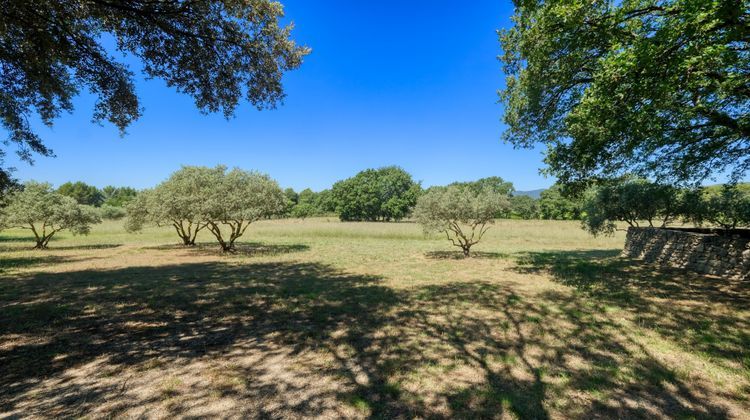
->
0, 219, 747, 418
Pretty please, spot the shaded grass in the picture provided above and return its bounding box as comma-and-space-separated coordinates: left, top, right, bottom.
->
0, 219, 747, 418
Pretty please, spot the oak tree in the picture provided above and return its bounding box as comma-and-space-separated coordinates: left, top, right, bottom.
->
0, 0, 309, 188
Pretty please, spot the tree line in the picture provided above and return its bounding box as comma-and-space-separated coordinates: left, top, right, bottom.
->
1, 165, 748, 254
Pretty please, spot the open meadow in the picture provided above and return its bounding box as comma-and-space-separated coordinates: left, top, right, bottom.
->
1, 219, 749, 418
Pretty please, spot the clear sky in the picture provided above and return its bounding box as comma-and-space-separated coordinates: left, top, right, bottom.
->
7, 1, 554, 192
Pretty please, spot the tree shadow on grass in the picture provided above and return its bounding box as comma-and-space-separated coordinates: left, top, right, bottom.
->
513, 249, 750, 375
0, 258, 738, 418
144, 242, 309, 257
0, 236, 36, 243
0, 243, 122, 253
424, 250, 511, 260
0, 255, 79, 274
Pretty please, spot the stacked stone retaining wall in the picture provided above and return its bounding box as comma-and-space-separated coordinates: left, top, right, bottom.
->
622, 227, 749, 279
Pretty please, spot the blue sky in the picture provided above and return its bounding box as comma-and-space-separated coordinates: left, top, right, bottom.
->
7, 1, 553, 192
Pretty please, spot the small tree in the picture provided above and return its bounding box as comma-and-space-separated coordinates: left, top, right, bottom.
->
1, 182, 100, 249
125, 166, 222, 246
690, 185, 750, 230
414, 185, 509, 257
581, 178, 680, 236
538, 185, 583, 220
203, 168, 286, 252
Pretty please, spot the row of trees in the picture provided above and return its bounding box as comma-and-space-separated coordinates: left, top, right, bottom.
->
582, 179, 750, 236
126, 166, 285, 252
56, 181, 137, 208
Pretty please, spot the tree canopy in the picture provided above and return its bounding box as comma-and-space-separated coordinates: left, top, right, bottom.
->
202, 167, 286, 252
126, 165, 285, 251
331, 166, 421, 222
581, 178, 681, 236
537, 185, 582, 220
101, 186, 138, 207
690, 184, 750, 230
57, 181, 104, 206
125, 166, 222, 245
500, 0, 749, 187
0, 0, 309, 189
414, 184, 510, 257
0, 181, 100, 248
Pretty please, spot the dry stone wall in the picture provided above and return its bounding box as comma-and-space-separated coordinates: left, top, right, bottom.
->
622, 227, 750, 280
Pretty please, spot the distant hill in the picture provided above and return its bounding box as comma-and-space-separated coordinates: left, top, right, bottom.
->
513, 189, 546, 199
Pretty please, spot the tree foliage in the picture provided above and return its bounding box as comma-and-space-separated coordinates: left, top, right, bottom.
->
98, 204, 127, 220
509, 195, 539, 219
57, 181, 104, 206
414, 185, 510, 257
538, 185, 582, 220
581, 178, 680, 236
125, 165, 284, 251
453, 176, 515, 197
202, 167, 286, 252
0, 181, 100, 248
101, 186, 138, 207
125, 166, 222, 246
500, 0, 749, 187
689, 184, 750, 230
0, 0, 309, 188
331, 167, 421, 222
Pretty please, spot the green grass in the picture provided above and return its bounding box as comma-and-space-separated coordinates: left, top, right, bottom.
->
0, 218, 748, 418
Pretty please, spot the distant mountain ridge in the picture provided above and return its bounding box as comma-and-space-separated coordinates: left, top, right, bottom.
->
513, 189, 546, 199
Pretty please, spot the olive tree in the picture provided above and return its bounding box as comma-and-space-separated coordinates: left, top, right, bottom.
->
581, 179, 680, 236
125, 166, 224, 246
203, 168, 286, 252
414, 185, 510, 257
0, 181, 100, 249
689, 185, 750, 230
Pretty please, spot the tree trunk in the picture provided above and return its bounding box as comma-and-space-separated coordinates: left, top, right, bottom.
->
462, 246, 471, 258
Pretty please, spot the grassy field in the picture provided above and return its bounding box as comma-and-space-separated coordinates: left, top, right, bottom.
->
1, 218, 748, 418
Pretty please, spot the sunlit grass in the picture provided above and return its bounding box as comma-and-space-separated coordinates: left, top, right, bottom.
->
0, 218, 747, 418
